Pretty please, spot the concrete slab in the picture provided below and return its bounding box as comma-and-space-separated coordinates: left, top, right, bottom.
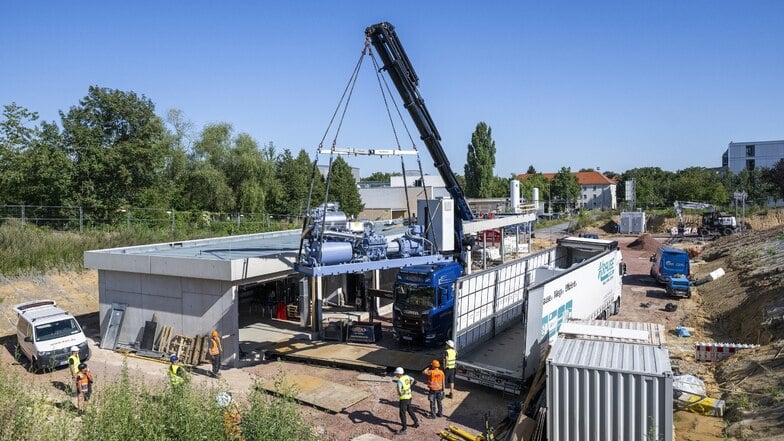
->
265, 340, 440, 373
257, 373, 370, 413
352, 434, 391, 441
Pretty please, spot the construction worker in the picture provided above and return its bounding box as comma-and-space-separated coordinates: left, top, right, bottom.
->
168, 355, 187, 388
74, 362, 94, 412
422, 359, 445, 418
216, 392, 243, 441
443, 339, 457, 398
392, 367, 419, 435
67, 346, 81, 379
209, 330, 223, 378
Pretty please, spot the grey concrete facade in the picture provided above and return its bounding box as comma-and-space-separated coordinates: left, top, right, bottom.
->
98, 269, 240, 365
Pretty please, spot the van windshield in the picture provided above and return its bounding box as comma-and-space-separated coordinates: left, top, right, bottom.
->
35, 319, 81, 342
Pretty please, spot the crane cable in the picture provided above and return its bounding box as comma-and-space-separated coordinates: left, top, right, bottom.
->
299, 42, 368, 264
368, 49, 438, 253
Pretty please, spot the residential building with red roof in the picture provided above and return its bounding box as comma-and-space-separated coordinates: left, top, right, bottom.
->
516, 171, 617, 210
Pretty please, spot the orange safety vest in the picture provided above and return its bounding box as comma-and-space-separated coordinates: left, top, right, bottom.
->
210, 335, 222, 356
426, 367, 445, 391
75, 370, 93, 394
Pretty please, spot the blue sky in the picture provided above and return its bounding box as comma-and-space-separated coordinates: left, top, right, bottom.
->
2, 1, 783, 178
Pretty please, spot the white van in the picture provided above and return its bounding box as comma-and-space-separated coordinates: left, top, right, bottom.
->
14, 300, 90, 372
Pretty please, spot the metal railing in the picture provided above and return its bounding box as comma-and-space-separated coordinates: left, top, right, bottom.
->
0, 205, 303, 233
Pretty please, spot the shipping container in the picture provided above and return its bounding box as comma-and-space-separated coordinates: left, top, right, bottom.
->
559, 319, 666, 347
547, 338, 673, 441
620, 211, 646, 234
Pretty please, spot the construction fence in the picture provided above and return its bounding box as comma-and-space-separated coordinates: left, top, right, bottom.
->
0, 204, 303, 233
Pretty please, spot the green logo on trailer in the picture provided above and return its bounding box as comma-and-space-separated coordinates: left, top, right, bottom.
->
598, 257, 615, 283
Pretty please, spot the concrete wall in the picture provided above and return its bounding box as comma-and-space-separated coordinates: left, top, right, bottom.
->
98, 270, 238, 365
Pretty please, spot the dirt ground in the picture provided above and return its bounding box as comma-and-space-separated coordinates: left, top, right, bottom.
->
2, 220, 783, 440
0, 272, 515, 441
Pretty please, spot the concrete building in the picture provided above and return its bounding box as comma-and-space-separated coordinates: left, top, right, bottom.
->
359, 173, 449, 220
517, 171, 617, 211
84, 229, 398, 368
723, 140, 784, 174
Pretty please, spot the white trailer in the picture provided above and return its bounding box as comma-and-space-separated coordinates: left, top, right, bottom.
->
453, 237, 625, 394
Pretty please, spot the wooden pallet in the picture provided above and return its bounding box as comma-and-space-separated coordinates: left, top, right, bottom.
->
155, 325, 173, 352
166, 334, 193, 363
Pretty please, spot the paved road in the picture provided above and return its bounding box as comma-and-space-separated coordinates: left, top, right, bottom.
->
534, 220, 571, 240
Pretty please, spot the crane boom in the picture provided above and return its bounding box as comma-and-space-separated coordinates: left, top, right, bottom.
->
365, 22, 475, 243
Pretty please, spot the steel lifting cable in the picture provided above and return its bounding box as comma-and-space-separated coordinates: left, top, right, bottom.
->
369, 50, 438, 252
299, 43, 369, 263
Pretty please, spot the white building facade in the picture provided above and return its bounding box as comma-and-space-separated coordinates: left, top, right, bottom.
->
723, 140, 784, 174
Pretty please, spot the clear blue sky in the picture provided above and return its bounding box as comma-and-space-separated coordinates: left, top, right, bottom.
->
2, 1, 783, 178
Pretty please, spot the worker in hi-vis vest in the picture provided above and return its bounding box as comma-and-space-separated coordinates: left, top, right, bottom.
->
392, 367, 419, 435
443, 339, 457, 399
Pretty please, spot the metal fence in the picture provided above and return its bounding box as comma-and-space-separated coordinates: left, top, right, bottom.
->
0, 205, 303, 233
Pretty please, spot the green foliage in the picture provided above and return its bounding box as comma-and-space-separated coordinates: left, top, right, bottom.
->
464, 122, 496, 198
762, 159, 784, 199
361, 171, 398, 183
271, 149, 323, 215
243, 373, 319, 441
518, 173, 550, 202
620, 167, 675, 208
671, 167, 728, 204
60, 86, 172, 212
327, 157, 363, 216
551, 167, 580, 211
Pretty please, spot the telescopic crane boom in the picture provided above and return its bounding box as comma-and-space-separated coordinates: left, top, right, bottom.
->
365, 22, 474, 253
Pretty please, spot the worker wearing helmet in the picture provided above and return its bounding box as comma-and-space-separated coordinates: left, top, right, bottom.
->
443, 340, 457, 399
422, 359, 445, 418
67, 346, 81, 379
392, 367, 419, 435
209, 330, 224, 378
74, 362, 94, 412
168, 354, 187, 388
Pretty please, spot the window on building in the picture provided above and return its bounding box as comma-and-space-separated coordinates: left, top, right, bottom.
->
746, 159, 755, 171
746, 144, 755, 156
592, 186, 596, 191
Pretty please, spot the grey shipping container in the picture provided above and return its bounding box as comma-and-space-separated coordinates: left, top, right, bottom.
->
547, 338, 673, 441
559, 319, 666, 347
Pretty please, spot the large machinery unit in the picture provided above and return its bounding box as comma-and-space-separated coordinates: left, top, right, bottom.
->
673, 201, 739, 237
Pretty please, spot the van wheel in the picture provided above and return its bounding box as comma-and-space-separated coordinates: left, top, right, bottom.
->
28, 358, 40, 374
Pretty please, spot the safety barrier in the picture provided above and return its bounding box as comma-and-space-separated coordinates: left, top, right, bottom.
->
694, 342, 759, 362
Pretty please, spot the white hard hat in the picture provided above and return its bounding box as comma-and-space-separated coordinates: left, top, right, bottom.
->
446, 340, 455, 348
394, 367, 404, 375
216, 392, 232, 408
70, 346, 79, 352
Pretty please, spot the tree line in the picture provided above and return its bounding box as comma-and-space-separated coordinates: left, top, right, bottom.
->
3, 87, 783, 224
0, 87, 363, 219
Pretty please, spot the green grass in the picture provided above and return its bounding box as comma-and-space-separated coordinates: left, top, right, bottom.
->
0, 219, 298, 277
0, 360, 320, 441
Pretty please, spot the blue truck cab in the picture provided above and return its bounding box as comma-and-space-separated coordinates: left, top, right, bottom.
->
650, 246, 690, 285
392, 261, 463, 346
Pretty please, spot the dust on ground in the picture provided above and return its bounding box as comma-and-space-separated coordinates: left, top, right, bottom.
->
0, 272, 513, 441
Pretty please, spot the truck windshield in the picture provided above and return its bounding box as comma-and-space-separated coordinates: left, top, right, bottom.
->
35, 319, 81, 342
395, 285, 436, 308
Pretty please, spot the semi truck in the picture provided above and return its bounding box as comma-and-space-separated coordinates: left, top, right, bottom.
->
365, 23, 536, 346
454, 236, 625, 394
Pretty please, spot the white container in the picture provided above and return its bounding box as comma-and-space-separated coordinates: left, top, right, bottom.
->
547, 338, 673, 441
620, 211, 646, 234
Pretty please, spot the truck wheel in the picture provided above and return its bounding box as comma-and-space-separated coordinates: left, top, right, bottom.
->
28, 357, 40, 374
722, 228, 734, 236
698, 228, 709, 237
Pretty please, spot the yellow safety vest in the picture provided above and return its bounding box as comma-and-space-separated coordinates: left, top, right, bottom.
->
397, 375, 413, 400
445, 348, 457, 369
169, 364, 185, 386
68, 354, 80, 376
